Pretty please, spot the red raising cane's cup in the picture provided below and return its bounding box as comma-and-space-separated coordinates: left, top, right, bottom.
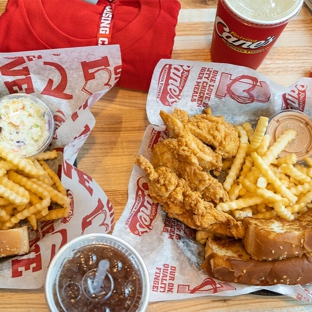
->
210, 0, 304, 69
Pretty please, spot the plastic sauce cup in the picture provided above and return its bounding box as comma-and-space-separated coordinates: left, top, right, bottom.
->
45, 233, 150, 312
266, 110, 312, 161
0, 93, 54, 157
210, 0, 304, 69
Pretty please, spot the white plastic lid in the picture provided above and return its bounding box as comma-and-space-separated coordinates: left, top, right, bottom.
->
45, 233, 150, 312
225, 0, 304, 24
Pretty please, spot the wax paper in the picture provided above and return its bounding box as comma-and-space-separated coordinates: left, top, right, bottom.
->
113, 59, 312, 303
0, 45, 121, 289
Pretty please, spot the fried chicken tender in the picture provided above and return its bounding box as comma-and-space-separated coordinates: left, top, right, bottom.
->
135, 155, 245, 238
159, 110, 222, 172
161, 108, 240, 159
151, 139, 228, 204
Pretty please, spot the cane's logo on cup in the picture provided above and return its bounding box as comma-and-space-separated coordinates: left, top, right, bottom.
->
156, 64, 192, 106
126, 177, 158, 236
215, 16, 276, 54
282, 84, 307, 111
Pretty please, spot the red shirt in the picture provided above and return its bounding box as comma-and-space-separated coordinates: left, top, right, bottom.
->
0, 0, 181, 91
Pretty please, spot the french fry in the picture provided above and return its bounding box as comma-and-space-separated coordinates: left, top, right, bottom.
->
223, 142, 249, 192
251, 152, 297, 205
256, 134, 271, 157
216, 196, 264, 212
0, 145, 45, 177
39, 160, 67, 195
32, 149, 58, 160
248, 116, 269, 153
279, 164, 311, 184
242, 122, 254, 142
262, 129, 297, 165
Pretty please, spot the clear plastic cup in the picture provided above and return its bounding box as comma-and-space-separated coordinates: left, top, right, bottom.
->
211, 0, 304, 69
0, 93, 54, 157
45, 233, 150, 312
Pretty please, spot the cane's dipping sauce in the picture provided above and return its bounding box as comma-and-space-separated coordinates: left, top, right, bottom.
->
0, 94, 54, 157
266, 110, 312, 161
53, 244, 143, 312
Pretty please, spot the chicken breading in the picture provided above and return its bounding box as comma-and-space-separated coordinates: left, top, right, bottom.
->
135, 155, 245, 239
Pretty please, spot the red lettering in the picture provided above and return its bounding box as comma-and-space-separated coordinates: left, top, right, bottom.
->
76, 169, 93, 195
81, 198, 109, 233
11, 244, 42, 278
48, 229, 68, 266
41, 62, 73, 99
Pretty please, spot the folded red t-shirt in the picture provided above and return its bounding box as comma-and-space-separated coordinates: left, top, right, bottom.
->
0, 0, 181, 91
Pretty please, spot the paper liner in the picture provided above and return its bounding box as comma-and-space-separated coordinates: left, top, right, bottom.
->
0, 45, 121, 289
113, 59, 312, 303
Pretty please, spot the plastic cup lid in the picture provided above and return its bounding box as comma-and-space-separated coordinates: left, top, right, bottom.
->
45, 233, 150, 312
225, 0, 304, 25
266, 110, 312, 161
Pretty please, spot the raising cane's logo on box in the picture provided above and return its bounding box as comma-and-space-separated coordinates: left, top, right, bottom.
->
156, 64, 192, 106
126, 177, 159, 236
282, 84, 307, 111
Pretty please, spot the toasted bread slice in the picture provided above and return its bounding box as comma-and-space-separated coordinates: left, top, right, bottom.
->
202, 235, 312, 286
243, 209, 312, 261
0, 226, 30, 258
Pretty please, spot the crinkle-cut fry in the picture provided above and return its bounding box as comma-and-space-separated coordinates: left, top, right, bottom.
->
240, 177, 289, 206
297, 190, 312, 206
223, 142, 249, 192
262, 129, 297, 165
279, 164, 311, 184
295, 164, 312, 177
31, 179, 70, 207
235, 125, 249, 143
242, 122, 254, 142
248, 116, 269, 152
286, 202, 306, 214
27, 214, 37, 230
304, 156, 312, 167
39, 160, 67, 196
245, 166, 261, 184
0, 184, 29, 206
228, 181, 242, 200
0, 145, 45, 177
256, 134, 271, 157
216, 196, 264, 212
273, 202, 294, 221
232, 207, 253, 220
276, 153, 297, 166
38, 206, 69, 221
32, 149, 58, 160
0, 209, 10, 222
251, 152, 297, 205
0, 197, 10, 206
0, 160, 17, 171
256, 176, 268, 188
240, 156, 253, 178
35, 207, 49, 219
29, 191, 41, 205
32, 160, 54, 186
3, 203, 17, 216
1, 195, 50, 230
7, 171, 49, 200
288, 181, 311, 196
253, 210, 276, 219
0, 176, 30, 201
